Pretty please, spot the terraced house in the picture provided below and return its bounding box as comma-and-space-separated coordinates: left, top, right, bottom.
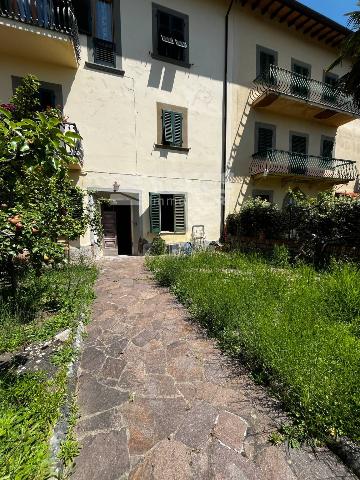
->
0, 0, 359, 255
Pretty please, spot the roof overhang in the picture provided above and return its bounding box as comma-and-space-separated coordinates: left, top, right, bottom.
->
239, 0, 351, 48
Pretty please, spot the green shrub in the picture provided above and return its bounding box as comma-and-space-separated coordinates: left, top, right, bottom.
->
147, 252, 360, 443
227, 198, 284, 239
149, 235, 167, 255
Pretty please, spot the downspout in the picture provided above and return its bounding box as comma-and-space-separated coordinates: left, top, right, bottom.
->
220, 0, 235, 239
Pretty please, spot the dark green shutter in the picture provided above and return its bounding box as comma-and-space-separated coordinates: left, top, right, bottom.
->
149, 193, 161, 234
257, 127, 273, 153
162, 110, 173, 144
173, 112, 183, 146
174, 194, 186, 233
162, 110, 183, 147
291, 135, 307, 154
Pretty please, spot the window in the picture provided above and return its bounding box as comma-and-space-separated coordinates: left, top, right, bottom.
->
252, 190, 273, 202
256, 46, 278, 79
156, 103, 188, 150
12, 76, 63, 110
289, 132, 308, 175
149, 193, 186, 234
255, 123, 275, 154
321, 136, 335, 158
93, 0, 115, 67
152, 4, 189, 66
322, 71, 339, 104
291, 59, 311, 98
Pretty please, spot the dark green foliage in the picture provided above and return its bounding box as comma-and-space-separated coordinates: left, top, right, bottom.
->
230, 198, 284, 239
10, 74, 40, 120
227, 192, 360, 265
147, 253, 360, 443
149, 235, 167, 255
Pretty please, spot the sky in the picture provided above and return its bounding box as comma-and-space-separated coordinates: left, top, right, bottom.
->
299, 0, 358, 27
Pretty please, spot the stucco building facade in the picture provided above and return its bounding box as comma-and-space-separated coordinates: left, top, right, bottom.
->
0, 0, 359, 255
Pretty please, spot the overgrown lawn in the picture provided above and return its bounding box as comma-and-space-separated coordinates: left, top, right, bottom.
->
147, 252, 360, 443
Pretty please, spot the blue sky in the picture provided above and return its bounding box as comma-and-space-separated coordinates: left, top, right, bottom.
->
299, 0, 358, 27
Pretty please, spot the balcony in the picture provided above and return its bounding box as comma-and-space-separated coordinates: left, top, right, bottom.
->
250, 150, 358, 185
61, 122, 83, 169
252, 66, 360, 127
0, 0, 79, 68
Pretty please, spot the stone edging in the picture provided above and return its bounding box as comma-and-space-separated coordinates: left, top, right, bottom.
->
49, 318, 85, 477
328, 438, 360, 479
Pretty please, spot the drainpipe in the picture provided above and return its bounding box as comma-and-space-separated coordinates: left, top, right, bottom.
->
220, 0, 235, 240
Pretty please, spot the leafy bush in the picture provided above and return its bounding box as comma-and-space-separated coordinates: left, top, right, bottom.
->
147, 252, 360, 443
0, 75, 101, 289
228, 198, 284, 239
149, 235, 167, 255
226, 191, 360, 265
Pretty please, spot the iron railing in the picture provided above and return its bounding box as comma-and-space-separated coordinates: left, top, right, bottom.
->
250, 149, 358, 182
61, 122, 83, 165
0, 0, 80, 61
253, 65, 360, 116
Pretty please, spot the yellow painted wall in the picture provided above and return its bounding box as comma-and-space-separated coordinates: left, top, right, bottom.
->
226, 6, 360, 213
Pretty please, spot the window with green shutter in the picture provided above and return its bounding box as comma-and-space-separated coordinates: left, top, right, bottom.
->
255, 123, 275, 154
149, 193, 186, 234
162, 110, 183, 147
149, 193, 161, 234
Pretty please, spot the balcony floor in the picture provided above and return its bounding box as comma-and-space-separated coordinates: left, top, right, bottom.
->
253, 90, 357, 127
252, 171, 352, 187
0, 17, 77, 68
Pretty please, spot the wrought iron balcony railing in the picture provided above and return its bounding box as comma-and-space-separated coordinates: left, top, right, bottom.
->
61, 122, 83, 166
253, 65, 360, 117
0, 0, 80, 61
251, 149, 358, 182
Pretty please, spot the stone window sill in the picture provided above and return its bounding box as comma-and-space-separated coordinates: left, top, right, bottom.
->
154, 144, 190, 153
85, 61, 125, 76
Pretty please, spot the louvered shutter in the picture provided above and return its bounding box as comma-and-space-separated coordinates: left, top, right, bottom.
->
322, 139, 334, 158
162, 110, 173, 144
149, 193, 161, 234
173, 112, 183, 146
291, 135, 307, 154
174, 194, 186, 233
257, 127, 273, 153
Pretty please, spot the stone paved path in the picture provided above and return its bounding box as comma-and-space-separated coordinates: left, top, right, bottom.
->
72, 257, 356, 480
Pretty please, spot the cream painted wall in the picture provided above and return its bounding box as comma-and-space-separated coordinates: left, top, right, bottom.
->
1, 0, 360, 252
226, 6, 360, 213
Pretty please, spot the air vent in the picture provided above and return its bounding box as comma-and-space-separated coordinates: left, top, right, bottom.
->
93, 38, 116, 67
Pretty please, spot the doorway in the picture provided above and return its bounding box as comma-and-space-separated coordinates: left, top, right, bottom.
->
102, 204, 132, 256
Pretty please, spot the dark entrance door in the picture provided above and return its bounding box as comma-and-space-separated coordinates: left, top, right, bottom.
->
102, 204, 132, 256
116, 205, 132, 255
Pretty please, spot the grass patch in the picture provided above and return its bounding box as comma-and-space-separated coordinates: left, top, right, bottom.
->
0, 262, 97, 479
0, 263, 97, 354
147, 252, 360, 444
